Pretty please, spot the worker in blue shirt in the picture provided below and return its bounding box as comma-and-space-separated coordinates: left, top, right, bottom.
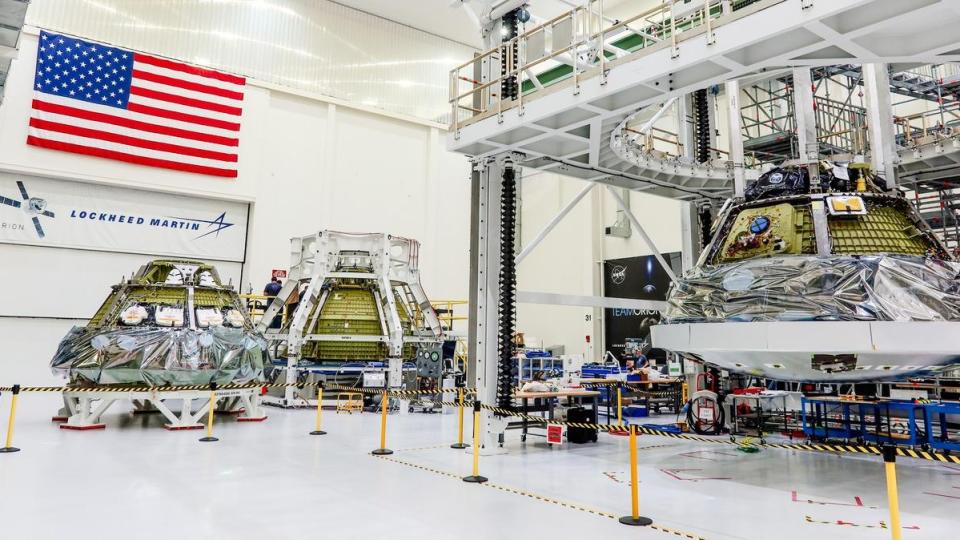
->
264, 277, 282, 297
264, 277, 283, 328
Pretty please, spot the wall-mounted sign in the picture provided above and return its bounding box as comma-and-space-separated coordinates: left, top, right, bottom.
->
0, 172, 248, 262
271, 269, 287, 279
603, 253, 682, 364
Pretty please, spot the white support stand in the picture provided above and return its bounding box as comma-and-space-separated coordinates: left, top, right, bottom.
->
58, 388, 266, 430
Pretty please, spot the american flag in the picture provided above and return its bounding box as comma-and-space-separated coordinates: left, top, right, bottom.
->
29, 30, 245, 178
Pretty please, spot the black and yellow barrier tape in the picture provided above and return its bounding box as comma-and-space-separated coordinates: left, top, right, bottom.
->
0, 381, 477, 397
323, 383, 476, 399
477, 404, 960, 464
0, 383, 267, 393
3, 381, 957, 464
374, 454, 708, 540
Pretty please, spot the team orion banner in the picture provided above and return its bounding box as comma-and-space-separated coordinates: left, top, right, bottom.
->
0, 171, 247, 262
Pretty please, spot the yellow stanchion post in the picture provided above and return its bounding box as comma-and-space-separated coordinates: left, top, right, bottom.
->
463, 400, 488, 483
310, 383, 327, 436
0, 384, 22, 453
617, 384, 624, 426
883, 446, 903, 540
199, 382, 219, 443
371, 390, 393, 455
451, 387, 468, 449
619, 424, 652, 526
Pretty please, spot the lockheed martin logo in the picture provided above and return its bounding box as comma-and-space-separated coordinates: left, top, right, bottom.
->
169, 211, 234, 239
611, 265, 627, 285
0, 181, 56, 238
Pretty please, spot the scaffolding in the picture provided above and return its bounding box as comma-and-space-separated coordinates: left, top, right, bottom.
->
740, 73, 867, 165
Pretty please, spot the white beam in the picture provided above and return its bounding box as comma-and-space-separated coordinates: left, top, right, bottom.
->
517, 182, 594, 264
605, 186, 679, 283
637, 97, 678, 135
517, 291, 666, 311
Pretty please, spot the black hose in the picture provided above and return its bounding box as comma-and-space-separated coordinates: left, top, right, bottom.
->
496, 162, 518, 411
697, 204, 713, 252
687, 395, 725, 435
694, 89, 710, 164
501, 10, 520, 101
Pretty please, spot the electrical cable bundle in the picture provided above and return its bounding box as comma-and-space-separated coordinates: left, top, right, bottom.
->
694, 89, 710, 164
501, 10, 520, 101
496, 162, 518, 411
698, 204, 713, 253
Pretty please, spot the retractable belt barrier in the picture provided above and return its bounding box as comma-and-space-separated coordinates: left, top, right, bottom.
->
1, 381, 958, 464
0, 379, 925, 538
0, 382, 477, 397
476, 403, 960, 464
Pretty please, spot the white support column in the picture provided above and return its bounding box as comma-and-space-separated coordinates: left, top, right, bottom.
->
726, 80, 746, 197
792, 67, 818, 165
605, 186, 679, 283
379, 234, 404, 388
468, 158, 509, 450
590, 185, 606, 364
863, 63, 898, 189
677, 94, 697, 161
681, 202, 701, 272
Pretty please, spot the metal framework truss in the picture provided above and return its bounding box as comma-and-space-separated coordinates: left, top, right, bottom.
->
258, 231, 444, 406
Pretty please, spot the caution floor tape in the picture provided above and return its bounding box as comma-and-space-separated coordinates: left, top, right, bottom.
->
374, 454, 709, 540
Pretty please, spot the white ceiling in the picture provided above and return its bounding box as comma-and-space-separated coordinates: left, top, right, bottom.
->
333, 0, 640, 50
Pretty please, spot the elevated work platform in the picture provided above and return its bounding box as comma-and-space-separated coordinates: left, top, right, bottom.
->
448, 0, 960, 201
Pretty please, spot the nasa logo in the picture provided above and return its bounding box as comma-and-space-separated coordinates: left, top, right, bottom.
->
611, 265, 627, 285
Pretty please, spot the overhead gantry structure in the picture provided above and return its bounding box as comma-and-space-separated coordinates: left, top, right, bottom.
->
448, 0, 960, 448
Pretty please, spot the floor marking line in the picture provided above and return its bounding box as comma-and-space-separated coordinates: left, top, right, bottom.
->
373, 454, 709, 540
923, 491, 960, 500
791, 490, 875, 508
660, 468, 732, 482
805, 515, 920, 530
392, 444, 448, 453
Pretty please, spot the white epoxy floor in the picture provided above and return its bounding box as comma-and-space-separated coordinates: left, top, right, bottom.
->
0, 393, 957, 540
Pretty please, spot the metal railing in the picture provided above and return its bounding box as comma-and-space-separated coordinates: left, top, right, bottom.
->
431, 299, 468, 332
895, 102, 960, 146
898, 63, 960, 84
239, 293, 287, 327
448, 0, 780, 133
740, 80, 867, 164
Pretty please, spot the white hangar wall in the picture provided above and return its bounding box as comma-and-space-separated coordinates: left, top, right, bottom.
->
0, 18, 686, 383
0, 30, 473, 384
